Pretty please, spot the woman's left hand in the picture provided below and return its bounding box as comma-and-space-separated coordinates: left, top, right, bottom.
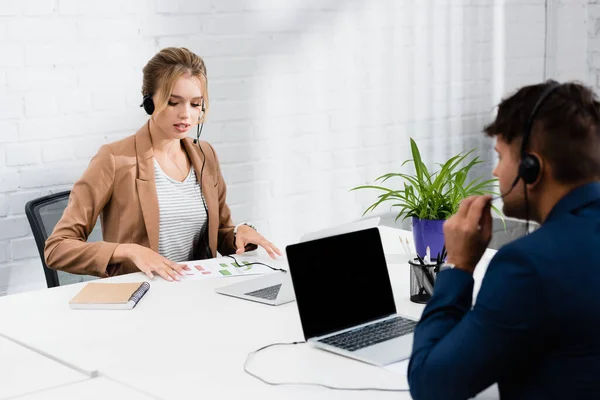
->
235, 225, 282, 259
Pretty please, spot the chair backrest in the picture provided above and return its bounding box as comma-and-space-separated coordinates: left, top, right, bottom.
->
25, 191, 100, 288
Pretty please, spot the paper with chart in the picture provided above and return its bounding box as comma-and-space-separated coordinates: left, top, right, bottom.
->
181, 253, 283, 280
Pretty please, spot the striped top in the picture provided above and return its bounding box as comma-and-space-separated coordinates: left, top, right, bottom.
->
153, 159, 207, 262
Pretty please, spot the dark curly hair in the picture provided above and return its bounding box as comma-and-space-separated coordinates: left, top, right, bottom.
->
484, 80, 600, 184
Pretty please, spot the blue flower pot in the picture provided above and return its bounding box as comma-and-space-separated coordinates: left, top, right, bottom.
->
411, 217, 446, 261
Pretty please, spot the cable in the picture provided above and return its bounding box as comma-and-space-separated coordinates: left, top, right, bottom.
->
0, 332, 98, 378
524, 180, 530, 234
225, 254, 287, 273
491, 175, 520, 201
244, 341, 410, 392
195, 120, 213, 259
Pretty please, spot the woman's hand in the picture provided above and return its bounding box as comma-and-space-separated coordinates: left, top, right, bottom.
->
235, 225, 282, 259
117, 244, 190, 281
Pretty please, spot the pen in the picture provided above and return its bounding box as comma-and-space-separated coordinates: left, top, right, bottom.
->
418, 253, 437, 289
411, 256, 434, 297
409, 240, 434, 297
400, 237, 410, 257
405, 238, 415, 260
419, 264, 435, 297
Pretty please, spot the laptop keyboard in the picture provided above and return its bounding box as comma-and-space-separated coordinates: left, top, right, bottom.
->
318, 316, 417, 352
244, 284, 282, 300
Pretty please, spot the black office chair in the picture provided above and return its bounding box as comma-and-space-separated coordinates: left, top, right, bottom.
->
25, 190, 100, 288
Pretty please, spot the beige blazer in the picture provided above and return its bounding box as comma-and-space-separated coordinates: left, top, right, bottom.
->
44, 122, 238, 277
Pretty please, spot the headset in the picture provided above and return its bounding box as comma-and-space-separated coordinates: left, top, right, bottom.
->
140, 93, 213, 258
496, 80, 562, 233
516, 81, 561, 186
141, 93, 155, 115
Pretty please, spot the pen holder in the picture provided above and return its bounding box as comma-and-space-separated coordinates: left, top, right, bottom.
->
408, 258, 442, 304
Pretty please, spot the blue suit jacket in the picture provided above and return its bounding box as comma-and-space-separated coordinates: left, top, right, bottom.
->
408, 182, 600, 400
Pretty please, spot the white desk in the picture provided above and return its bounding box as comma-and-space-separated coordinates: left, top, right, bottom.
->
0, 334, 88, 400
15, 377, 156, 400
0, 227, 498, 399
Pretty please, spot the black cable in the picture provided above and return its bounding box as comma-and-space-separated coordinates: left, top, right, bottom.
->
225, 254, 287, 273
196, 120, 213, 259
524, 180, 530, 234
244, 341, 410, 392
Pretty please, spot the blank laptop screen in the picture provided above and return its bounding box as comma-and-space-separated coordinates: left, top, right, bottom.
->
286, 228, 397, 340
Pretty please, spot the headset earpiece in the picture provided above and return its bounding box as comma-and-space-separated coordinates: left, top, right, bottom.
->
518, 154, 541, 184
140, 94, 155, 115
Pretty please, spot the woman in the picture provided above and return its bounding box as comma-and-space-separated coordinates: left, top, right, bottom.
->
45, 47, 281, 282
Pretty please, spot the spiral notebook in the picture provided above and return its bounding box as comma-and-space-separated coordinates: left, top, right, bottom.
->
69, 282, 150, 310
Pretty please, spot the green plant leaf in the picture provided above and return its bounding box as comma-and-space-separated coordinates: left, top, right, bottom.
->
352, 138, 499, 221
410, 138, 425, 186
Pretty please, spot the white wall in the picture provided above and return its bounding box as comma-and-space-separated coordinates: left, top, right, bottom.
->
589, 0, 600, 86
0, 0, 588, 295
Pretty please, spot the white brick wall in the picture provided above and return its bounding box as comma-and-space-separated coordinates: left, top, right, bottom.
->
0, 95, 23, 119
0, 217, 30, 240
10, 190, 43, 215
0, 242, 8, 263
6, 143, 41, 167
0, 121, 18, 143
0, 1, 19, 16
11, 237, 38, 260
22, 0, 57, 16
0, 0, 590, 295
0, 195, 8, 217
589, 0, 600, 86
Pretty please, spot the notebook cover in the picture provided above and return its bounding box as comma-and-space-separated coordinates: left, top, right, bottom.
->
69, 282, 144, 305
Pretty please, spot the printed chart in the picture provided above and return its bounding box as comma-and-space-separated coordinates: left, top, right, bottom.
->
181, 254, 278, 280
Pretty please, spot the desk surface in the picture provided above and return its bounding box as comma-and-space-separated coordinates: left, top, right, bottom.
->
0, 227, 498, 399
0, 334, 88, 400
14, 377, 155, 400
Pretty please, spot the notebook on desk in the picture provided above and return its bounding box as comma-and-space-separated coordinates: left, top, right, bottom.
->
69, 282, 150, 310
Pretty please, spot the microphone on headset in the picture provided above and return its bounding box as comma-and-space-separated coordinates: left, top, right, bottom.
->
491, 175, 521, 201
491, 149, 543, 201
193, 101, 206, 144
193, 120, 203, 144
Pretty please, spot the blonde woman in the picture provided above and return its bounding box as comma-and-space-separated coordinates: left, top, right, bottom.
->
45, 47, 281, 282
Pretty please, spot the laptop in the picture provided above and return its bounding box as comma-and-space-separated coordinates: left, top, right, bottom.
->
214, 218, 381, 306
299, 217, 380, 242
215, 271, 295, 306
286, 227, 417, 366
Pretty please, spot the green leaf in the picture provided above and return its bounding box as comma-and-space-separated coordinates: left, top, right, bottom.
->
352, 139, 499, 221
490, 205, 506, 230
410, 138, 425, 186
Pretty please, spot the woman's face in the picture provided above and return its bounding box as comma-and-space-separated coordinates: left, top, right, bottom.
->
152, 74, 204, 140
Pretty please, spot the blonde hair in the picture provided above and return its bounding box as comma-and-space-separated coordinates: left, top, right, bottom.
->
142, 47, 209, 121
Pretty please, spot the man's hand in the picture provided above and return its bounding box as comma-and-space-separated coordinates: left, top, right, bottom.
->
443, 195, 493, 274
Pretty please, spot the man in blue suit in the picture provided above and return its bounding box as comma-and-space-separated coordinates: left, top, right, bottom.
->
408, 80, 600, 399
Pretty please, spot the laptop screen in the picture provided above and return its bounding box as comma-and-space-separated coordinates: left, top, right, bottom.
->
286, 227, 397, 340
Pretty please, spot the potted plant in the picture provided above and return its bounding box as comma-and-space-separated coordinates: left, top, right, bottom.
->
351, 138, 500, 260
